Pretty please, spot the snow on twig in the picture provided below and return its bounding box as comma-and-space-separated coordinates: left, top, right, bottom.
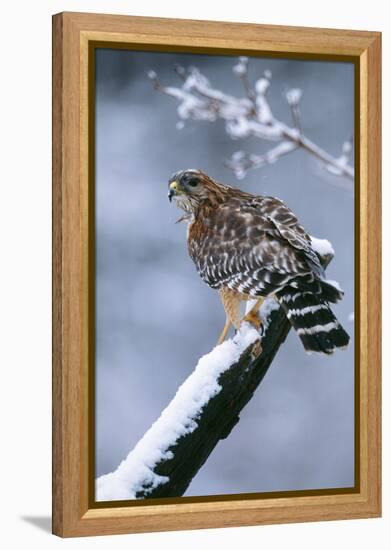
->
225, 142, 297, 180
147, 59, 354, 182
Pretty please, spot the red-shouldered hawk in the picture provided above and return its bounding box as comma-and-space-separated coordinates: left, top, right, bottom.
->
168, 169, 350, 355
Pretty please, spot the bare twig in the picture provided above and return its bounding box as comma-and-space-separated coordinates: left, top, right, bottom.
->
233, 57, 256, 110
147, 59, 354, 182
225, 142, 298, 179
174, 63, 187, 82
285, 88, 303, 135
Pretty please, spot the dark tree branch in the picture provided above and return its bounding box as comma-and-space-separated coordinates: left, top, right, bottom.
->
144, 305, 291, 498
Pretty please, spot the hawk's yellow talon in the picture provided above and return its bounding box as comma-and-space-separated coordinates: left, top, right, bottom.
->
242, 310, 263, 330
241, 297, 264, 332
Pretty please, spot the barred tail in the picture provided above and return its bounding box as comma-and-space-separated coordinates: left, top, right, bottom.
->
278, 280, 350, 355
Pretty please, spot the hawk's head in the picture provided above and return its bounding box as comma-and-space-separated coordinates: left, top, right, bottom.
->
168, 169, 229, 214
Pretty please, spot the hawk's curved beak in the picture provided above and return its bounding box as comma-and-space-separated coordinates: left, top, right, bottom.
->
168, 181, 179, 202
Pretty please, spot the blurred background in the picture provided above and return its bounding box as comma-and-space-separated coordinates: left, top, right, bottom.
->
95, 48, 355, 498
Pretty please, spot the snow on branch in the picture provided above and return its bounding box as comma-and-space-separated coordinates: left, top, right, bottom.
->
96, 240, 334, 501
97, 321, 261, 501
147, 59, 354, 182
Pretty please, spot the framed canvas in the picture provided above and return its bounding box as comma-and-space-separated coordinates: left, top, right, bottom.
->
52, 12, 381, 537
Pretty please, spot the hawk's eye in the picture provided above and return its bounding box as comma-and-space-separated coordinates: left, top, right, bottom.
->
187, 179, 199, 188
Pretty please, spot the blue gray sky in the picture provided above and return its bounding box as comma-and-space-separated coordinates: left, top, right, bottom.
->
95, 48, 355, 498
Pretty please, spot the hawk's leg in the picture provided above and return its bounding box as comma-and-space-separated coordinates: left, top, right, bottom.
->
242, 297, 264, 358
217, 320, 231, 346
242, 297, 264, 332
217, 288, 242, 345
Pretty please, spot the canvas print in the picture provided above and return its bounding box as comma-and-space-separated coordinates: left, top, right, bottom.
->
94, 49, 355, 502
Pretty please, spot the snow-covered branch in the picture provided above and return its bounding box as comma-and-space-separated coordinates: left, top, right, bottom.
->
97, 241, 334, 501
147, 59, 354, 182
97, 321, 262, 501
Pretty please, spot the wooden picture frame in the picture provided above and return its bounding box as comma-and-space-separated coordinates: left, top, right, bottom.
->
52, 11, 381, 537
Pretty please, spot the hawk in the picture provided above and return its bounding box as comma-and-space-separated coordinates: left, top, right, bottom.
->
168, 169, 350, 355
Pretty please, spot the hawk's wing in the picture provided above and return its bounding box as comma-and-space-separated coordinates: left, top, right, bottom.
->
247, 196, 324, 277
188, 195, 323, 297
